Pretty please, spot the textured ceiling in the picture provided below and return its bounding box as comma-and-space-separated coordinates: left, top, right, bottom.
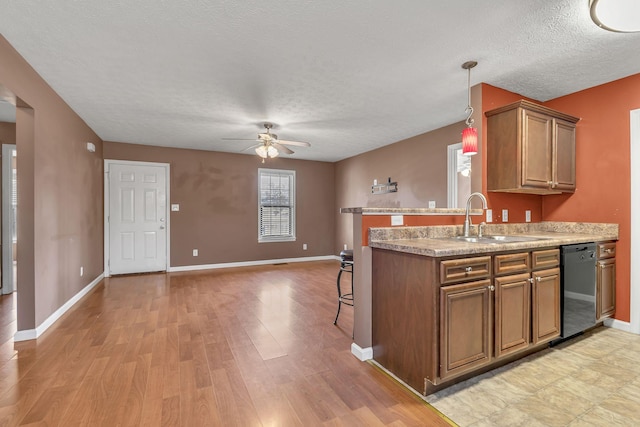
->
0, 1, 639, 162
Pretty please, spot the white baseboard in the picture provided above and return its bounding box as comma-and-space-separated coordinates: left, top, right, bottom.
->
13, 329, 37, 341
168, 255, 339, 272
605, 317, 635, 333
351, 343, 373, 361
14, 273, 105, 342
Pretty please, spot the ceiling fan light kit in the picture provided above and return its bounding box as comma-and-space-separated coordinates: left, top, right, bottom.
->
222, 123, 311, 162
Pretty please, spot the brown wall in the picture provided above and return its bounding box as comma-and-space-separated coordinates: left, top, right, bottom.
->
103, 142, 336, 265
0, 35, 104, 329
0, 121, 16, 144
335, 121, 466, 249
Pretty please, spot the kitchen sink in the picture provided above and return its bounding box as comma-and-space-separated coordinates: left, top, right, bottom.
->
441, 235, 548, 244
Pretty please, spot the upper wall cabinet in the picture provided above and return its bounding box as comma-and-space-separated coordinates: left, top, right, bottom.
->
486, 100, 580, 195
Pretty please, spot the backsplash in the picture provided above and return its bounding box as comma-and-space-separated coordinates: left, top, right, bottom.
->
369, 221, 619, 242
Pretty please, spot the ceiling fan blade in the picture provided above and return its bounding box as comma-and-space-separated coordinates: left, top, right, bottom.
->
276, 139, 311, 147
273, 143, 294, 155
241, 143, 262, 152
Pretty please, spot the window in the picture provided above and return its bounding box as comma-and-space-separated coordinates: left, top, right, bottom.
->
258, 168, 296, 242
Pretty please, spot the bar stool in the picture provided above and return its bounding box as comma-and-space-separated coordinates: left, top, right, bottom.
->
334, 249, 354, 325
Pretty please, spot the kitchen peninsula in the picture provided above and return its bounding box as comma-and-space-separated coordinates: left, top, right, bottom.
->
368, 221, 618, 395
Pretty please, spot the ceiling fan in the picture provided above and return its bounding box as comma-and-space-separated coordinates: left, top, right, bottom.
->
223, 123, 311, 162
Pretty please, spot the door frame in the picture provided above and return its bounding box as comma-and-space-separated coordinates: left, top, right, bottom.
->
1, 144, 16, 294
104, 159, 171, 277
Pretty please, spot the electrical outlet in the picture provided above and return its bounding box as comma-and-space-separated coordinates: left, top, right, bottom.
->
502, 209, 509, 222
525, 210, 531, 222
344, 244, 348, 250
192, 249, 198, 256
303, 243, 308, 250
171, 204, 180, 211
428, 200, 436, 209
80, 266, 84, 277
486, 209, 493, 223
391, 215, 403, 226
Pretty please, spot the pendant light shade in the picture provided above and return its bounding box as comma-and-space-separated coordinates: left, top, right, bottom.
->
462, 127, 478, 156
461, 61, 478, 156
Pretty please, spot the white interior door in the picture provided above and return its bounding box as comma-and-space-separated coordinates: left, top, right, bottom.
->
107, 162, 168, 275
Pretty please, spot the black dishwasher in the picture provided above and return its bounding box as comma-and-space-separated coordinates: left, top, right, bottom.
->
559, 243, 597, 340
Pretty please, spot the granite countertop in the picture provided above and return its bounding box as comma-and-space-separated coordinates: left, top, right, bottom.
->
368, 222, 618, 257
340, 207, 482, 215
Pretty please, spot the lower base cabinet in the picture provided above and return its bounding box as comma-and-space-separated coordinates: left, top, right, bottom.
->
532, 268, 561, 344
440, 279, 493, 381
597, 241, 616, 320
372, 246, 562, 395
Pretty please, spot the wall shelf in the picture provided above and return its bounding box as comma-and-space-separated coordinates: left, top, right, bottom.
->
372, 180, 398, 194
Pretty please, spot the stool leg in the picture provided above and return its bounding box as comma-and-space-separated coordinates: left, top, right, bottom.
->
334, 267, 343, 325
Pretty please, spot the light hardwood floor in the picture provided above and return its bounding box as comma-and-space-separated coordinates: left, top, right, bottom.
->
0, 261, 451, 426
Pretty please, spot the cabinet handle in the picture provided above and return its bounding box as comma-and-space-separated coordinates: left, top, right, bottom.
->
551, 181, 557, 189
465, 266, 473, 273
547, 181, 553, 186
488, 285, 495, 291
528, 278, 534, 284
536, 276, 542, 282
603, 248, 613, 254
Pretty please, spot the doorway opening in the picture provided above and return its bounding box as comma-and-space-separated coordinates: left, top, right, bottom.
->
2, 145, 16, 295
447, 142, 472, 208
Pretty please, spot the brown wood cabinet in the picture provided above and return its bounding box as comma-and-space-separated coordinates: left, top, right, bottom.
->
486, 100, 579, 195
596, 242, 616, 320
372, 246, 562, 395
531, 268, 561, 344
494, 273, 530, 358
440, 279, 493, 380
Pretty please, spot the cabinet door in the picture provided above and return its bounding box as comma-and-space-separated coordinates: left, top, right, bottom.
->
521, 109, 553, 189
553, 119, 576, 192
495, 273, 531, 358
440, 279, 492, 381
597, 259, 616, 320
532, 268, 561, 344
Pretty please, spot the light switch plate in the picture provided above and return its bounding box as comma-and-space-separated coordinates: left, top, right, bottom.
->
486, 209, 492, 223
502, 209, 509, 222
391, 215, 403, 226
525, 210, 531, 222
171, 204, 180, 211
428, 200, 436, 209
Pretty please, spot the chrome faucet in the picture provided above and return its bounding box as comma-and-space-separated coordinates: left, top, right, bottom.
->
463, 192, 488, 237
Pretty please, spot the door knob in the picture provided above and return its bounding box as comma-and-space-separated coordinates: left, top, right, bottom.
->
160, 225, 165, 230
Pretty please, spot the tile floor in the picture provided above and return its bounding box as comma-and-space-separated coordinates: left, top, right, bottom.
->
425, 327, 640, 426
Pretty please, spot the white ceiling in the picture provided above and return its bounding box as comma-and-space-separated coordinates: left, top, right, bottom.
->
0, 1, 639, 162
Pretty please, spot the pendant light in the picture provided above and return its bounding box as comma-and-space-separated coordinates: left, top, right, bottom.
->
461, 61, 478, 156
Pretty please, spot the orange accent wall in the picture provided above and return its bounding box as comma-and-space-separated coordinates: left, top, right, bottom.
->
479, 78, 639, 323
540, 74, 640, 323
480, 84, 544, 226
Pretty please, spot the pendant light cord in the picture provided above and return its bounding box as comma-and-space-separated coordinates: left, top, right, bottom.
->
465, 65, 474, 127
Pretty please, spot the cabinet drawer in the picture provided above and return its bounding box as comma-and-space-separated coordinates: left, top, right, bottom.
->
597, 242, 616, 259
532, 249, 560, 270
494, 252, 529, 275
440, 256, 491, 284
